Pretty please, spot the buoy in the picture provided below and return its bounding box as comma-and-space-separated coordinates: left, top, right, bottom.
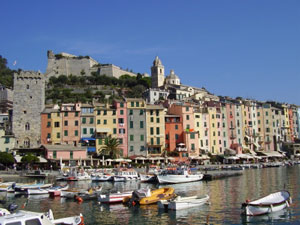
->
76, 196, 83, 203
246, 199, 250, 203
132, 201, 136, 206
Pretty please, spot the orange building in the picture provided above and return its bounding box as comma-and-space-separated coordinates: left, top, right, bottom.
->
165, 115, 183, 153
41, 107, 53, 145
61, 103, 81, 146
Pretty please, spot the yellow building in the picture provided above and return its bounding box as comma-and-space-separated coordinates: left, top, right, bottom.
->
51, 109, 62, 145
94, 103, 117, 154
145, 105, 165, 156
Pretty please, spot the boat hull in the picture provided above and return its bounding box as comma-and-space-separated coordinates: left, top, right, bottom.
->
168, 195, 209, 210
157, 174, 204, 184
242, 191, 291, 216
98, 192, 132, 203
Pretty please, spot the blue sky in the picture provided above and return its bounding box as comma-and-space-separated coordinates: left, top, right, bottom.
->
1, 1, 299, 105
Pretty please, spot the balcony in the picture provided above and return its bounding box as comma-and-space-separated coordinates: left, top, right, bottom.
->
230, 135, 236, 139
176, 147, 188, 152
229, 126, 235, 130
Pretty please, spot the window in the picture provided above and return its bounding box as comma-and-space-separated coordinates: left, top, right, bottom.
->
82, 118, 86, 124
90, 118, 94, 124
140, 146, 145, 151
4, 137, 9, 143
175, 125, 178, 130
90, 128, 94, 134
130, 135, 134, 141
64, 120, 68, 126
150, 127, 154, 135
47, 114, 51, 119
175, 134, 179, 140
75, 120, 78, 126
104, 120, 107, 125
64, 130, 68, 136
97, 110, 101, 115
150, 117, 154, 123
53, 151, 57, 159
75, 130, 78, 136
120, 102, 124, 107
119, 138, 123, 144
70, 151, 73, 159
131, 102, 134, 107
129, 109, 133, 115
56, 132, 60, 138
191, 143, 195, 150
83, 128, 87, 134
47, 133, 51, 138
140, 121, 144, 128
113, 119, 116, 124
140, 135, 144, 141
140, 109, 143, 115
136, 102, 139, 107
98, 139, 103, 145
120, 110, 124, 115
64, 112, 68, 117
57, 112, 60, 117
103, 110, 107, 115
119, 128, 125, 134
157, 137, 160, 145
130, 121, 134, 128
54, 122, 60, 127
25, 218, 42, 225
156, 118, 160, 123
151, 138, 154, 145
186, 115, 190, 120
118, 118, 124, 124
113, 128, 117, 134
190, 133, 195, 139
25, 122, 30, 131
186, 106, 189, 111
166, 134, 169, 140
47, 122, 51, 127
130, 146, 134, 151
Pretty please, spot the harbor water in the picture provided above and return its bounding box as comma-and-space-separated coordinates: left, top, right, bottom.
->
1, 165, 300, 224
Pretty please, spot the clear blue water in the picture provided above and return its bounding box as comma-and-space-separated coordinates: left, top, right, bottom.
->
1, 165, 300, 224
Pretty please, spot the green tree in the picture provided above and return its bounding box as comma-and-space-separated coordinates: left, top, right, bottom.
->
0, 55, 15, 88
21, 154, 39, 166
99, 136, 121, 159
0, 152, 14, 166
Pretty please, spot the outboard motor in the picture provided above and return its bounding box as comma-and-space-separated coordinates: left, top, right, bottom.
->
8, 203, 18, 213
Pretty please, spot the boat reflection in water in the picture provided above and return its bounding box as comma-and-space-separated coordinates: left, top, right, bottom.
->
241, 208, 292, 224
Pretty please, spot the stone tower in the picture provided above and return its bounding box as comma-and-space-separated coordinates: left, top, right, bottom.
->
151, 56, 165, 88
12, 71, 45, 148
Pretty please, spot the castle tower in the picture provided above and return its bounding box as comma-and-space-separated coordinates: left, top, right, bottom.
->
151, 56, 165, 88
12, 71, 45, 148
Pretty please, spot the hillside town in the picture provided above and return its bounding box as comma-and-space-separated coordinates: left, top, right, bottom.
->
0, 50, 299, 169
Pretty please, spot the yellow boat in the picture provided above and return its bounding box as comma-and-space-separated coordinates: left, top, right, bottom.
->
132, 187, 175, 205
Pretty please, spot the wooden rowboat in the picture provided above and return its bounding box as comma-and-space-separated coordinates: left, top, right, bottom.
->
241, 190, 292, 216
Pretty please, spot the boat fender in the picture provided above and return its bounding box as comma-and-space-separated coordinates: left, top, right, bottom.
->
270, 204, 273, 212
246, 199, 250, 203
286, 200, 290, 207
76, 196, 83, 203
132, 201, 136, 206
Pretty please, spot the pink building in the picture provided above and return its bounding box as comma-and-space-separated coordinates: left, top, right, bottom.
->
43, 144, 87, 167
114, 100, 128, 157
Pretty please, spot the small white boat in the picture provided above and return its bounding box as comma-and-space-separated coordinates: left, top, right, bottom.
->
27, 188, 49, 195
140, 174, 157, 183
158, 194, 209, 210
113, 176, 126, 182
113, 168, 139, 181
0, 208, 84, 225
62, 186, 102, 198
242, 190, 292, 216
91, 174, 113, 182
157, 168, 204, 184
48, 184, 69, 197
98, 191, 133, 204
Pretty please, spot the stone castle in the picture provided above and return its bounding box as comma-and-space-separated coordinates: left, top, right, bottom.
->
12, 71, 45, 148
45, 50, 137, 79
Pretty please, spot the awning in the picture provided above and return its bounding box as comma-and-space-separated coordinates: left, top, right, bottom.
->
249, 150, 257, 156
14, 155, 22, 163
96, 128, 111, 133
225, 148, 237, 156
37, 156, 48, 163
224, 156, 239, 160
236, 154, 253, 159
261, 151, 284, 157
